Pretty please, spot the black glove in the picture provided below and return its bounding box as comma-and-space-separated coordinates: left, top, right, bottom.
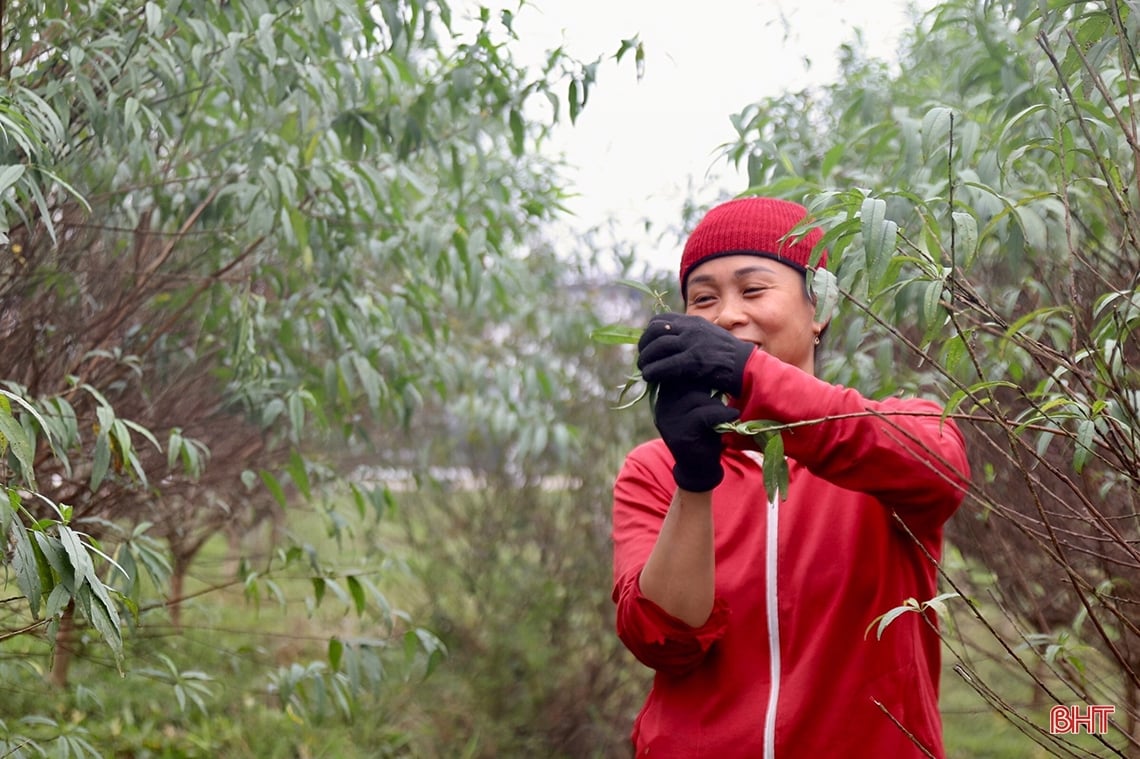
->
653, 382, 740, 492
637, 313, 755, 396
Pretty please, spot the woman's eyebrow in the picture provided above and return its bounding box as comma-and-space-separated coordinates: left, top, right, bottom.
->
688, 264, 778, 289
732, 265, 777, 279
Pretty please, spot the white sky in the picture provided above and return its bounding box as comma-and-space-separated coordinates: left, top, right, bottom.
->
477, 0, 930, 273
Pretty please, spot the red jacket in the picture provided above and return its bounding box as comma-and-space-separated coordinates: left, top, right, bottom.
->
612, 350, 970, 758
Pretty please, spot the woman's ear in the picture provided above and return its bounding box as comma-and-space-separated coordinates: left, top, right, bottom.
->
807, 267, 839, 325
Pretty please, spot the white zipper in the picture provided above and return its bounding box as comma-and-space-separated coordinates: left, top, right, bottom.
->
763, 491, 781, 759
743, 451, 782, 759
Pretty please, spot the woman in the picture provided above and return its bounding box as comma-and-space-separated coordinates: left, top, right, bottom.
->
612, 196, 970, 758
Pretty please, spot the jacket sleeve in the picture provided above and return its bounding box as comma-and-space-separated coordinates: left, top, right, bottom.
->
611, 442, 730, 675
734, 350, 970, 532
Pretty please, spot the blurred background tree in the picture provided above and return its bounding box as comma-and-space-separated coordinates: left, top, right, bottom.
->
0, 0, 649, 755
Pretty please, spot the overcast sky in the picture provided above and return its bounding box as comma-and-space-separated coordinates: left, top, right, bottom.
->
475, 0, 930, 273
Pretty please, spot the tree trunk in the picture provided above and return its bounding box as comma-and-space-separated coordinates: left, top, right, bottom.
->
224, 526, 243, 580
47, 602, 75, 688
169, 557, 187, 630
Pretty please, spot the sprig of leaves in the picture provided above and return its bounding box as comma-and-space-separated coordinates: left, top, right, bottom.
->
715, 419, 790, 501
864, 592, 961, 641
590, 280, 668, 410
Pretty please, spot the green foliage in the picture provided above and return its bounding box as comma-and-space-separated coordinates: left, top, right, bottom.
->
358, 248, 659, 757
0, 0, 639, 754
134, 654, 215, 717
1, 392, 129, 668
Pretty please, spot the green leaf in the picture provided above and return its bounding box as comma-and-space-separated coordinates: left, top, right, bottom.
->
256, 12, 277, 61
121, 418, 161, 452
35, 532, 75, 590
617, 278, 668, 301
319, 577, 350, 607
351, 354, 382, 411
1062, 11, 1111, 77
264, 578, 286, 607
1013, 205, 1047, 251
921, 279, 947, 344
25, 177, 57, 243
91, 432, 111, 491
57, 524, 96, 589
350, 483, 368, 520
1003, 305, 1070, 339
568, 79, 581, 123
114, 420, 150, 486
951, 211, 978, 269
921, 106, 954, 158
144, 1, 163, 34
820, 143, 845, 178
1, 486, 14, 536
346, 575, 366, 616
614, 35, 641, 70
30, 525, 56, 608
260, 469, 288, 508
46, 583, 71, 618
405, 628, 447, 678
0, 397, 36, 488
860, 197, 898, 292
43, 396, 79, 451
509, 108, 524, 156
328, 637, 344, 671
1073, 418, 1096, 473
808, 267, 839, 324
78, 583, 124, 664
287, 449, 310, 500
0, 164, 25, 194
356, 574, 395, 630
9, 512, 42, 616
762, 433, 788, 502
167, 427, 184, 471
287, 391, 308, 437
591, 325, 642, 345
133, 540, 173, 586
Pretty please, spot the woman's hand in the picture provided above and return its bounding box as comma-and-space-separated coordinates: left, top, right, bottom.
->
652, 382, 740, 492
637, 313, 754, 395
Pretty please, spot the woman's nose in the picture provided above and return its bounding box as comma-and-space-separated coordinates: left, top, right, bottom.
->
714, 299, 747, 329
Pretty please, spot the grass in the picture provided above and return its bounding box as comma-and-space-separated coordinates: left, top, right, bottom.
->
942, 664, 1058, 758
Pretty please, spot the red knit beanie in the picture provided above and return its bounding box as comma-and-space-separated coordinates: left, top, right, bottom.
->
679, 197, 827, 295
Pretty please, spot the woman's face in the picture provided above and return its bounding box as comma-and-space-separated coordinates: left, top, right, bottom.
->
684, 254, 825, 374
